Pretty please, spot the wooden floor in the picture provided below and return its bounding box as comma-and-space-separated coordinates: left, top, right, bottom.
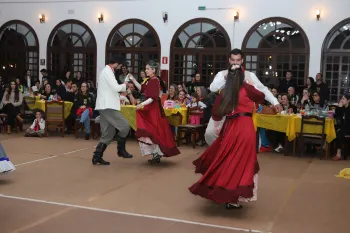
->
0, 133, 350, 233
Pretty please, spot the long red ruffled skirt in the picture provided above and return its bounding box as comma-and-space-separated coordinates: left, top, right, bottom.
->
189, 116, 259, 204
135, 101, 180, 157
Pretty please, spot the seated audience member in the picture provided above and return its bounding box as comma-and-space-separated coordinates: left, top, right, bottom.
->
281, 94, 297, 113
288, 86, 299, 105
332, 95, 350, 160
309, 91, 326, 110
268, 94, 297, 153
186, 92, 206, 125
1, 81, 24, 133
25, 110, 45, 137
271, 86, 278, 97
76, 82, 95, 140
299, 88, 311, 107
87, 80, 96, 96
32, 81, 41, 94
65, 83, 80, 133
40, 84, 54, 100
176, 90, 190, 107
126, 81, 141, 105
161, 84, 178, 105
55, 78, 67, 100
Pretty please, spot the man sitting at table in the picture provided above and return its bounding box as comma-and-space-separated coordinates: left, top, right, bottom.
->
92, 54, 133, 166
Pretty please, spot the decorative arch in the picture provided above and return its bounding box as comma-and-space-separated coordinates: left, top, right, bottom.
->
242, 17, 310, 89
170, 18, 231, 86
47, 19, 97, 82
321, 18, 350, 101
0, 20, 39, 82
106, 19, 161, 80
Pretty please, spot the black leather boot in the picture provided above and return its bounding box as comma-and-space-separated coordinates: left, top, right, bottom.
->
117, 137, 133, 158
92, 142, 110, 165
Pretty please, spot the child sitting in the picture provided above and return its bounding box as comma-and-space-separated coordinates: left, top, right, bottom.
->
186, 92, 206, 124
25, 110, 45, 137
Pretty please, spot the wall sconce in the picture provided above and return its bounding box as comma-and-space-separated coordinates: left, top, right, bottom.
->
316, 9, 321, 20
233, 10, 239, 21
98, 13, 104, 23
39, 14, 45, 23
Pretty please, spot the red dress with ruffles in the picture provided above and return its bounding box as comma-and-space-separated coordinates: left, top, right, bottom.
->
188, 82, 265, 204
135, 77, 180, 157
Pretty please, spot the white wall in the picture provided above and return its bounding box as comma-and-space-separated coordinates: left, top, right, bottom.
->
0, 0, 350, 79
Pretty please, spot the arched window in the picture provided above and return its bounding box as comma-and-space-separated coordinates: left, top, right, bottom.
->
47, 20, 97, 82
170, 18, 231, 86
0, 20, 39, 82
106, 19, 160, 80
242, 17, 310, 90
322, 18, 350, 101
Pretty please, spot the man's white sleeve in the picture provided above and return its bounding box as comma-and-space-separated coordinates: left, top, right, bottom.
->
250, 73, 279, 105
209, 71, 226, 92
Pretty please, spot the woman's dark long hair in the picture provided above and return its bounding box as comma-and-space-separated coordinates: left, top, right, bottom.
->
6, 81, 20, 102
216, 66, 245, 116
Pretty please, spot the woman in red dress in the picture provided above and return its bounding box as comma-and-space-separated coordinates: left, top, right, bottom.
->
130, 60, 180, 163
188, 65, 265, 209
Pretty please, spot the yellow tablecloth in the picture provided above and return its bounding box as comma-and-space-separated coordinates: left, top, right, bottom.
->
120, 105, 188, 130
23, 96, 40, 110
24, 96, 73, 119
253, 113, 336, 143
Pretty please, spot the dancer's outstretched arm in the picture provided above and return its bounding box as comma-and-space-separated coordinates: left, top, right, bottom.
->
128, 75, 142, 90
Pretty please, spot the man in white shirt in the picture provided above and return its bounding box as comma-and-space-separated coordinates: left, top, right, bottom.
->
92, 54, 133, 166
205, 49, 282, 145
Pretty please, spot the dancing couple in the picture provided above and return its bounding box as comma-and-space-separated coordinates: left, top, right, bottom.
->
92, 55, 179, 165
189, 49, 281, 209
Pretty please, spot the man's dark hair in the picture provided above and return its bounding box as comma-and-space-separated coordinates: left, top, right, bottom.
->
229, 48, 244, 57
107, 54, 125, 65
40, 69, 47, 73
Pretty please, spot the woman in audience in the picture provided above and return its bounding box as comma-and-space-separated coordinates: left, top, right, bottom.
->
196, 86, 208, 101
299, 88, 311, 107
306, 77, 316, 94
281, 94, 297, 113
189, 64, 265, 209
161, 84, 177, 105
74, 71, 84, 87
39, 80, 48, 93
1, 81, 23, 134
309, 91, 326, 110
15, 78, 24, 93
277, 94, 282, 104
87, 80, 96, 96
332, 95, 350, 160
55, 78, 66, 100
138, 70, 147, 83
129, 60, 180, 163
176, 90, 190, 106
24, 69, 35, 90
76, 82, 95, 140
40, 84, 54, 100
